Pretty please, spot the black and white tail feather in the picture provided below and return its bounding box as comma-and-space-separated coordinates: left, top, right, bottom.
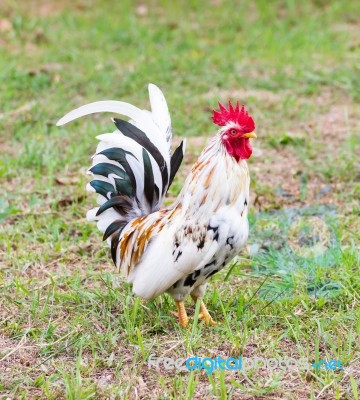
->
57, 84, 185, 265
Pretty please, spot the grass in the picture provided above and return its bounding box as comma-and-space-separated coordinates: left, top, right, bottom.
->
0, 0, 359, 398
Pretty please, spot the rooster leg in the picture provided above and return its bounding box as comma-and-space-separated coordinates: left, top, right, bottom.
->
176, 301, 189, 328
191, 295, 216, 326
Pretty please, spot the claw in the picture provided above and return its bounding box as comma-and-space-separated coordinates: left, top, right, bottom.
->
198, 311, 216, 326
191, 294, 216, 326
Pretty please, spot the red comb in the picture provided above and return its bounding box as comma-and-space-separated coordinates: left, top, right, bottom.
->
212, 101, 255, 133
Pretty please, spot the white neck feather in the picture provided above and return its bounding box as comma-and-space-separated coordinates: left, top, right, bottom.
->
174, 135, 250, 218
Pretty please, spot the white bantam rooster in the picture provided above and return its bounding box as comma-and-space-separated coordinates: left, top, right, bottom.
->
57, 84, 256, 327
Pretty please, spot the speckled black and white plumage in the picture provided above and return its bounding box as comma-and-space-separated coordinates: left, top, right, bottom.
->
168, 217, 248, 301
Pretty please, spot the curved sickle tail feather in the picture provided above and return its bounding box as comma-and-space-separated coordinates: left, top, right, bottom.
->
57, 84, 185, 267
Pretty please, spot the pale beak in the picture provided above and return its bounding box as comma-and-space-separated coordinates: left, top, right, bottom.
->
242, 132, 257, 139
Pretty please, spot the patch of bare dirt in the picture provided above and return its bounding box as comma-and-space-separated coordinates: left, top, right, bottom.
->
0, 18, 12, 32
14, 0, 88, 18
204, 88, 282, 107
0, 334, 39, 374
250, 145, 346, 210
313, 103, 359, 148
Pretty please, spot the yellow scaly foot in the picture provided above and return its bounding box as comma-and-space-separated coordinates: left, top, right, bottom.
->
191, 295, 216, 326
176, 301, 189, 328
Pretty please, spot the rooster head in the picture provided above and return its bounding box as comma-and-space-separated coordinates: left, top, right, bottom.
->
212, 101, 256, 161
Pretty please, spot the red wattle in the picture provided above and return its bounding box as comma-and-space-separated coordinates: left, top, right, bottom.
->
223, 137, 252, 161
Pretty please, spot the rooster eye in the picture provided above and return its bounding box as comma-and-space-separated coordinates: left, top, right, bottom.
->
230, 129, 237, 135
